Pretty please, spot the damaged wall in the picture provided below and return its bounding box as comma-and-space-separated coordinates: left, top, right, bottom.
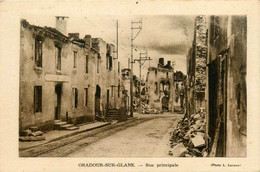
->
20, 20, 97, 130
195, 16, 207, 92
186, 15, 208, 116
207, 16, 247, 157
173, 71, 186, 113
92, 39, 121, 115
146, 65, 175, 112
19, 19, 122, 132
226, 16, 247, 157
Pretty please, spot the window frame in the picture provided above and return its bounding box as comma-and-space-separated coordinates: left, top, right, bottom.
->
72, 88, 78, 108
118, 62, 120, 73
84, 88, 88, 106
35, 37, 43, 68
73, 51, 77, 69
111, 86, 114, 98
154, 82, 158, 95
86, 54, 89, 73
55, 46, 62, 71
118, 84, 120, 98
34, 86, 42, 113
97, 56, 100, 74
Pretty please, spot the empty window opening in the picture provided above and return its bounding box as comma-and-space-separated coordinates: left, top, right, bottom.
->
118, 62, 120, 73
97, 57, 100, 73
73, 51, 77, 69
73, 88, 78, 108
34, 86, 42, 113
35, 38, 43, 67
86, 55, 89, 73
55, 46, 61, 71
118, 84, 120, 98
109, 56, 113, 71
84, 88, 88, 106
154, 82, 158, 95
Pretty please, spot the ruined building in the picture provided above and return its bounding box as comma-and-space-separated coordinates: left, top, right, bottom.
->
121, 68, 131, 114
173, 71, 186, 112
146, 58, 175, 112
206, 16, 247, 157
187, 15, 207, 116
186, 15, 247, 157
121, 68, 142, 113
19, 17, 121, 132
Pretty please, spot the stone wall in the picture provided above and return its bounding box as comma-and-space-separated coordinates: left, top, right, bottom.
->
195, 16, 207, 92
146, 67, 175, 112
207, 16, 247, 157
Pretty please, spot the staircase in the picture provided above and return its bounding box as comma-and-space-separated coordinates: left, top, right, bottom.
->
106, 108, 120, 120
54, 120, 79, 130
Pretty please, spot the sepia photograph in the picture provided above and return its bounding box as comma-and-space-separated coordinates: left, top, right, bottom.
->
0, 0, 259, 171
18, 14, 246, 158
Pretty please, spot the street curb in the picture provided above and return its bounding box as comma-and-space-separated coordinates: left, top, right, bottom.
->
49, 122, 112, 142
50, 117, 138, 142
19, 117, 140, 152
19, 122, 111, 151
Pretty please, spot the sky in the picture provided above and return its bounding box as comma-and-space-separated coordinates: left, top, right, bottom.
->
22, 14, 195, 78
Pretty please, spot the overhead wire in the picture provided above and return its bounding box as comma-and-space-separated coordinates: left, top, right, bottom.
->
85, 17, 129, 52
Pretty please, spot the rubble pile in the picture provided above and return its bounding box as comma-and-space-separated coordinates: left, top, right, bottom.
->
169, 111, 208, 157
140, 102, 162, 114
133, 101, 162, 114
19, 126, 45, 142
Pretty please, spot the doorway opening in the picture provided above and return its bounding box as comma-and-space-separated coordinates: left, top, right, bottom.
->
55, 84, 62, 120
107, 89, 109, 109
95, 85, 101, 117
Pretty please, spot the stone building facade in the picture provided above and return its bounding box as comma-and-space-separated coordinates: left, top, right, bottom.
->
206, 16, 247, 157
173, 71, 186, 112
19, 17, 121, 132
186, 15, 247, 157
186, 15, 207, 116
92, 38, 122, 114
121, 68, 131, 114
146, 59, 175, 112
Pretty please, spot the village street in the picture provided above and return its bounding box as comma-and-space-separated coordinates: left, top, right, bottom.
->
68, 113, 182, 157
20, 113, 182, 157
17, 14, 247, 160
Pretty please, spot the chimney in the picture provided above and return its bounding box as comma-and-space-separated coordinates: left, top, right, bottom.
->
56, 16, 69, 36
158, 58, 164, 68
68, 33, 80, 39
167, 61, 171, 66
84, 35, 92, 47
91, 38, 100, 51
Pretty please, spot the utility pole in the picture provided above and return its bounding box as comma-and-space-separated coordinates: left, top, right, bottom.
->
130, 19, 142, 117
114, 20, 118, 59
134, 51, 152, 113
112, 20, 119, 108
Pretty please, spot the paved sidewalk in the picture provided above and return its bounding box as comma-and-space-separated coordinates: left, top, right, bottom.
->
19, 121, 111, 150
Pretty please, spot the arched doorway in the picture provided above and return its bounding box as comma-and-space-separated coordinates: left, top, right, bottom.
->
95, 85, 101, 118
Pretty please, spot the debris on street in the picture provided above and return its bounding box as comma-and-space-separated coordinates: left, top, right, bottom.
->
140, 102, 162, 114
169, 110, 208, 157
19, 127, 46, 142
